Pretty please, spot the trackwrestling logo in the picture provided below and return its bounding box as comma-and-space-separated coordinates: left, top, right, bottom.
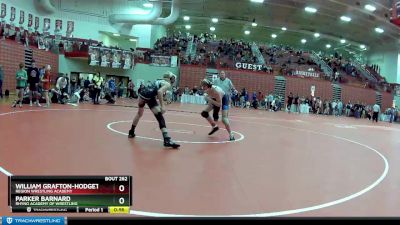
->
2, 217, 64, 225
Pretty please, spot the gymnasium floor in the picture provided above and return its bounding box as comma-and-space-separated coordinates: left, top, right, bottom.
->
0, 98, 399, 217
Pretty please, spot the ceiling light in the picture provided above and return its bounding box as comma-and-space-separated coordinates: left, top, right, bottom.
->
143, 3, 153, 8
305, 7, 317, 13
326, 44, 331, 48
244, 30, 250, 35
365, 4, 376, 12
340, 16, 351, 22
212, 18, 218, 23
250, 0, 264, 3
271, 34, 277, 38
375, 27, 384, 33
183, 16, 190, 21
185, 25, 191, 29
129, 39, 137, 42
113, 33, 120, 37
281, 27, 287, 31
360, 44, 366, 49
314, 33, 320, 38
340, 39, 346, 44
301, 39, 307, 44
210, 26, 215, 31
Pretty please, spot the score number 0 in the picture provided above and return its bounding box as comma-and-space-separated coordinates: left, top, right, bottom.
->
118, 185, 125, 205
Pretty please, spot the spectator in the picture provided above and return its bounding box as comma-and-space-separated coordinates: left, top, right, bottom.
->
287, 92, 293, 113
27, 61, 41, 107
0, 64, 3, 98
127, 79, 135, 98
41, 65, 52, 108
345, 101, 352, 117
337, 99, 343, 116
11, 63, 28, 108
108, 77, 116, 99
92, 74, 103, 104
372, 103, 380, 123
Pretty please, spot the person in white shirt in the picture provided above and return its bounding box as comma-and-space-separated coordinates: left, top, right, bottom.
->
213, 71, 238, 131
372, 103, 380, 123
332, 100, 338, 116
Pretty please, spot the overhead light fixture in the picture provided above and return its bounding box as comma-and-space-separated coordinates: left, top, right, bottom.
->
129, 39, 137, 42
340, 16, 352, 22
375, 27, 384, 33
252, 18, 257, 27
143, 3, 153, 8
360, 44, 366, 49
340, 39, 346, 44
365, 4, 376, 12
314, 33, 320, 38
281, 27, 287, 31
113, 33, 120, 37
305, 7, 317, 13
250, 0, 264, 3
185, 25, 191, 29
244, 30, 250, 35
183, 16, 190, 21
326, 44, 331, 48
212, 18, 218, 23
301, 39, 307, 44
271, 34, 277, 38
210, 26, 215, 31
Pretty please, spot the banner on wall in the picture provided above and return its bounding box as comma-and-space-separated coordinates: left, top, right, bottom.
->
100, 48, 111, 67
55, 19, 62, 31
151, 55, 172, 67
0, 3, 6, 19
395, 85, 400, 96
170, 56, 178, 67
293, 70, 320, 78
89, 47, 101, 66
122, 51, 134, 69
66, 21, 74, 37
28, 14, 33, 27
35, 17, 39, 30
19, 10, 24, 25
111, 49, 122, 68
10, 7, 15, 22
43, 18, 50, 33
235, 62, 263, 71
89, 47, 134, 69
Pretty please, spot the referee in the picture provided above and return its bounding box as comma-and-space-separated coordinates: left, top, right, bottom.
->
213, 71, 237, 110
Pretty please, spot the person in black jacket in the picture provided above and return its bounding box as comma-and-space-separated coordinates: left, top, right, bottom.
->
27, 61, 41, 106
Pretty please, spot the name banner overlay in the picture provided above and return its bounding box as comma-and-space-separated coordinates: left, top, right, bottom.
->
8, 176, 132, 214
1, 217, 65, 225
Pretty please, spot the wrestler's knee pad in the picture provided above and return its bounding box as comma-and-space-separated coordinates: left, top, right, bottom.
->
155, 112, 166, 129
201, 111, 209, 119
222, 116, 229, 125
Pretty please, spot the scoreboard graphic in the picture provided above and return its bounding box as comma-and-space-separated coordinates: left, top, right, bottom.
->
8, 176, 132, 214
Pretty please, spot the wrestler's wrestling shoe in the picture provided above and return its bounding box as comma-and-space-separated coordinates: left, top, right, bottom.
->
208, 126, 219, 135
229, 135, 235, 141
128, 129, 136, 138
164, 138, 180, 149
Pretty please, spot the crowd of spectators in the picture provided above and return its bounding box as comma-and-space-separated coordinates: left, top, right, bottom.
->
173, 83, 399, 123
